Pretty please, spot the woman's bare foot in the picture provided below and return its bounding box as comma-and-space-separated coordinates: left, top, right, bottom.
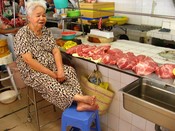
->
73, 95, 96, 105
83, 95, 96, 105
76, 102, 99, 111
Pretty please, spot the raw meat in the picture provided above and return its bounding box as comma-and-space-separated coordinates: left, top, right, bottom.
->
91, 45, 111, 60
66, 44, 111, 61
101, 48, 124, 65
8, 18, 25, 27
117, 52, 137, 70
66, 44, 87, 54
132, 55, 158, 76
155, 64, 175, 79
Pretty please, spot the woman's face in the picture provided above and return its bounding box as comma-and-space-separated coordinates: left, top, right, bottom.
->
28, 6, 46, 30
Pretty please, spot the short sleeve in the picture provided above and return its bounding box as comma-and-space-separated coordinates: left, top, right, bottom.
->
44, 28, 60, 52
14, 27, 31, 57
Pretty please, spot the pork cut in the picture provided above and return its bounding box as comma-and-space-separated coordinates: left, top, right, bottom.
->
117, 52, 137, 70
66, 44, 88, 54
132, 55, 158, 76
101, 48, 124, 64
66, 44, 111, 61
155, 64, 175, 79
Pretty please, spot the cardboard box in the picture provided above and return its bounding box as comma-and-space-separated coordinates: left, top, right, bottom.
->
79, 2, 114, 18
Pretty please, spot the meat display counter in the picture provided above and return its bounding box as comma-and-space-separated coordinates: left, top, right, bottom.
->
64, 35, 175, 86
61, 36, 175, 130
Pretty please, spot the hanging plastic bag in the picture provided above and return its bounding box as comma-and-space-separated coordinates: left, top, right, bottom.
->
88, 70, 102, 85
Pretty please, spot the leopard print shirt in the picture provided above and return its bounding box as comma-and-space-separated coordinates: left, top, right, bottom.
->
14, 25, 82, 110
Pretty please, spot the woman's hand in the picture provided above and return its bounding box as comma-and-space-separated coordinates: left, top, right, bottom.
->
10, 28, 19, 34
49, 71, 58, 79
56, 69, 66, 83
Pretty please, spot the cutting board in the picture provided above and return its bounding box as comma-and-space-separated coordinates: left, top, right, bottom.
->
88, 34, 115, 43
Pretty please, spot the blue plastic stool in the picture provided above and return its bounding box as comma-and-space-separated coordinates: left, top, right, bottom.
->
61, 104, 101, 131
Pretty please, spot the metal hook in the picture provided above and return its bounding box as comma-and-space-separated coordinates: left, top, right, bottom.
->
95, 63, 99, 71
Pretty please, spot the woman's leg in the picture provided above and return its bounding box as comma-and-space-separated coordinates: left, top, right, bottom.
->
27, 66, 98, 111
73, 94, 99, 111
73, 94, 96, 105
63, 65, 82, 94
76, 102, 99, 111
63, 65, 99, 111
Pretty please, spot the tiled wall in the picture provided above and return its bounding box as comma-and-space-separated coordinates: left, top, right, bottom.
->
72, 57, 157, 131
98, 0, 175, 27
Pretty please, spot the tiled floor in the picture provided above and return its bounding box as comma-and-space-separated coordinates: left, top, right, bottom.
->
0, 72, 63, 131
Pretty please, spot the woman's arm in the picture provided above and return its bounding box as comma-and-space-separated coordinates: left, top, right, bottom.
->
0, 28, 19, 34
22, 52, 57, 79
52, 47, 66, 82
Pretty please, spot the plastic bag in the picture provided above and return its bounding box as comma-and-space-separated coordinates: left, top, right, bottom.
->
80, 69, 114, 115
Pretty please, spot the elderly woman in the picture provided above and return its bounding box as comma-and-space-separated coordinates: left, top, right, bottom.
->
14, 0, 98, 111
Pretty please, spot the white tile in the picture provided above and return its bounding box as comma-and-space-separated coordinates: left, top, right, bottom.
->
148, 17, 156, 26
131, 125, 144, 131
145, 121, 156, 131
99, 66, 109, 78
107, 127, 117, 131
162, 34, 172, 41
100, 114, 108, 127
111, 94, 118, 102
109, 69, 121, 82
119, 101, 132, 123
154, 18, 163, 27
131, 16, 142, 25
170, 21, 175, 30
101, 124, 108, 131
118, 89, 123, 102
132, 114, 147, 130
108, 78, 121, 92
102, 76, 109, 84
153, 32, 163, 39
74, 58, 88, 70
162, 21, 171, 29
87, 61, 96, 71
120, 73, 137, 86
108, 98, 120, 117
119, 119, 132, 131
107, 113, 119, 131
171, 34, 175, 41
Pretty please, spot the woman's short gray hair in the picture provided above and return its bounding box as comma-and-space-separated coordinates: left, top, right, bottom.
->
26, 0, 47, 16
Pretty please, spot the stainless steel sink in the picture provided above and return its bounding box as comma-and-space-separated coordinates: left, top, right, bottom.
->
122, 78, 175, 131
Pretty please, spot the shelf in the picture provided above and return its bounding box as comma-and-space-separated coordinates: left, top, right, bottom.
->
47, 16, 82, 23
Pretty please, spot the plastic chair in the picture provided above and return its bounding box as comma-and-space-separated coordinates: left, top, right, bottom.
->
0, 35, 20, 99
0, 54, 20, 100
61, 104, 101, 131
